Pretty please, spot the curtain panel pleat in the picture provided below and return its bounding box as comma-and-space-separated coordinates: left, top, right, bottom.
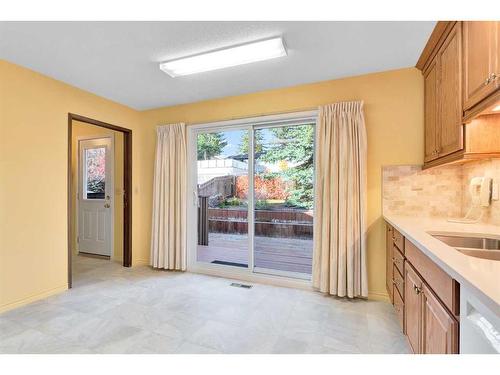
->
150, 123, 187, 270
312, 101, 368, 298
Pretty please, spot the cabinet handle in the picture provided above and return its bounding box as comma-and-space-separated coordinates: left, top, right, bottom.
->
413, 284, 422, 295
490, 73, 497, 81
484, 77, 491, 86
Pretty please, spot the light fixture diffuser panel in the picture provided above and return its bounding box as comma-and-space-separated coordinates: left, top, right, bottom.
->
159, 37, 287, 77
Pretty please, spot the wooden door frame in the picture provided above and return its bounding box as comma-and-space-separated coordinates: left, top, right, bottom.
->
67, 113, 132, 288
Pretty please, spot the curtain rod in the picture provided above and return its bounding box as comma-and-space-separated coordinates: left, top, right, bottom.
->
182, 106, 319, 127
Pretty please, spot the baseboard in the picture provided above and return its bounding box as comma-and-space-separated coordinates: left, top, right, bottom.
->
0, 284, 68, 314
133, 259, 150, 266
368, 291, 390, 302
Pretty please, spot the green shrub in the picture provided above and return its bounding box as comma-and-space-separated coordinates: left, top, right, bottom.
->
219, 197, 243, 207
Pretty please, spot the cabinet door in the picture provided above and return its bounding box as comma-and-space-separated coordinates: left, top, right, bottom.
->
422, 283, 459, 354
437, 23, 463, 158
404, 263, 423, 354
424, 59, 439, 162
463, 21, 497, 110
386, 225, 394, 303
495, 22, 500, 91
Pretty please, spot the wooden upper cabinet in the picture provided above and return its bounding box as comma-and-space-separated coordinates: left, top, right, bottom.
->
422, 22, 463, 167
437, 23, 463, 157
496, 22, 500, 88
463, 21, 499, 111
422, 283, 459, 354
424, 60, 439, 162
420, 21, 500, 168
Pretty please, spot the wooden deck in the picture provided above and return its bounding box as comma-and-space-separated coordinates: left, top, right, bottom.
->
197, 233, 313, 275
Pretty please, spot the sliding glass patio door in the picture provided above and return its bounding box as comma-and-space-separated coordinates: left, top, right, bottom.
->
252, 123, 314, 278
191, 117, 315, 280
195, 128, 250, 268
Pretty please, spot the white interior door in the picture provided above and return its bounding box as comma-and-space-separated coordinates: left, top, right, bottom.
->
78, 137, 114, 256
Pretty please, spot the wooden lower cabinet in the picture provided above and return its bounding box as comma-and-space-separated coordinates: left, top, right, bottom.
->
422, 283, 459, 354
405, 263, 423, 353
386, 224, 394, 303
386, 221, 460, 353
404, 260, 459, 354
393, 287, 405, 331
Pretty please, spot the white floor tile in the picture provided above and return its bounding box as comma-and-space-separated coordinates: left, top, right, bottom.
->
0, 255, 409, 354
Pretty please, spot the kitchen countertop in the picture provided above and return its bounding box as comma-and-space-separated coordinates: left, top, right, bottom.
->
383, 214, 500, 314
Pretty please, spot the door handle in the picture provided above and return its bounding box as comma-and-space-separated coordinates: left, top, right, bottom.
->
104, 203, 111, 208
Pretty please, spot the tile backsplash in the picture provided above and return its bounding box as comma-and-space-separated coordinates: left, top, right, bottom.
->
383, 159, 500, 225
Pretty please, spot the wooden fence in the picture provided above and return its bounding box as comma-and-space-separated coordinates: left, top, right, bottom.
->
197, 175, 235, 199
208, 208, 313, 223
205, 207, 313, 239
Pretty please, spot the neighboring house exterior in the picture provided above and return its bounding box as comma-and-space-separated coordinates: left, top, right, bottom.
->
197, 158, 249, 184
197, 157, 266, 184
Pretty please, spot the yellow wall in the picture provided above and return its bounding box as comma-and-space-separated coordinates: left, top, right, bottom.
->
142, 67, 424, 299
71, 121, 124, 261
0, 59, 423, 311
0, 60, 154, 312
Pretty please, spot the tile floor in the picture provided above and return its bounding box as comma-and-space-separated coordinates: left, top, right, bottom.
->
0, 255, 410, 354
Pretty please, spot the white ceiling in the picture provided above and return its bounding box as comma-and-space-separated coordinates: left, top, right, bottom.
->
0, 21, 435, 110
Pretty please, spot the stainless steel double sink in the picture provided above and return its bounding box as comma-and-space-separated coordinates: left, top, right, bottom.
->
429, 232, 500, 261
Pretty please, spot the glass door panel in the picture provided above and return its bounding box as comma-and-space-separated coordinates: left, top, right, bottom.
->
84, 147, 106, 200
195, 129, 250, 268
253, 124, 315, 278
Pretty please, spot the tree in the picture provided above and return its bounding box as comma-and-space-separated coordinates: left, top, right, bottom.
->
261, 124, 315, 209
197, 132, 227, 160
238, 131, 264, 154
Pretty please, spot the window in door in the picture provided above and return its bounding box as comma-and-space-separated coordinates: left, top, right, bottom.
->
84, 147, 106, 200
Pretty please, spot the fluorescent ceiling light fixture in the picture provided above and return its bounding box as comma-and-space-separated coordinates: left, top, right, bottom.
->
159, 37, 287, 77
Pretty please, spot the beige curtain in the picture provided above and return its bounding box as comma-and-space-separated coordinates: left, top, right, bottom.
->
150, 123, 187, 270
312, 101, 368, 298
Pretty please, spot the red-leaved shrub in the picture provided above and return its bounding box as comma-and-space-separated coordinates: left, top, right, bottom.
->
235, 175, 289, 200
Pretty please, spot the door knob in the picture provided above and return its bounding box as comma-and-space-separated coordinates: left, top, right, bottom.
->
104, 203, 111, 208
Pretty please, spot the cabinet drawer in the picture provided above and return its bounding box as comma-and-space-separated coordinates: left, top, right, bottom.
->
393, 228, 405, 252
405, 239, 460, 315
393, 286, 405, 331
393, 245, 405, 276
393, 265, 405, 301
